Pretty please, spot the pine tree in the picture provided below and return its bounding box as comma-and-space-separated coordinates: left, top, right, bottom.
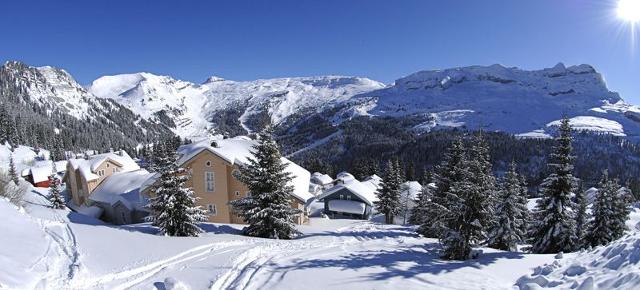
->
440, 134, 496, 260
419, 138, 466, 238
8, 155, 19, 185
487, 162, 529, 251
574, 185, 588, 248
586, 170, 617, 247
375, 159, 403, 224
610, 183, 632, 241
147, 143, 206, 237
463, 134, 496, 248
530, 117, 579, 254
229, 126, 301, 239
48, 165, 65, 209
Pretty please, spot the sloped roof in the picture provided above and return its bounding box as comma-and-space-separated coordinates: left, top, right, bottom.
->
22, 160, 68, 183
317, 173, 380, 206
177, 137, 313, 203
89, 169, 155, 210
68, 151, 139, 181
311, 172, 333, 185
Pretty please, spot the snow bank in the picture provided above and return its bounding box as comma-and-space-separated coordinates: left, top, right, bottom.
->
546, 116, 625, 136
0, 199, 51, 289
516, 231, 640, 289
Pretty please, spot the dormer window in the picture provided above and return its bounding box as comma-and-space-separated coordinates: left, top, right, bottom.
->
205, 161, 212, 167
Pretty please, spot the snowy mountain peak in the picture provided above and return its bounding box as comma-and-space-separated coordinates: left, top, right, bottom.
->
203, 76, 226, 84
88, 72, 385, 138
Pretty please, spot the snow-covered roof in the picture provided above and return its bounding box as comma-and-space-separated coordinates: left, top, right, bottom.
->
401, 181, 423, 200
68, 151, 139, 181
21, 160, 68, 183
317, 176, 380, 206
336, 172, 356, 183
328, 199, 366, 215
311, 172, 333, 185
177, 137, 313, 203
361, 175, 382, 191
89, 169, 155, 210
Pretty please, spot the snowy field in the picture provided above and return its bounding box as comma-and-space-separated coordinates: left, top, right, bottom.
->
2, 180, 640, 289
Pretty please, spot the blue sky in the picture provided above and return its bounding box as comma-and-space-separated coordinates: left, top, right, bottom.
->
1, 0, 639, 101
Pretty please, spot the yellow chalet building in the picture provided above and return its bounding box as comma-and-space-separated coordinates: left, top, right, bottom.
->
175, 136, 313, 225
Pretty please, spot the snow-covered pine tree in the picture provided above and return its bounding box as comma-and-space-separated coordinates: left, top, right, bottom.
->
487, 162, 529, 251
441, 134, 496, 260
229, 126, 301, 239
48, 165, 65, 209
147, 142, 207, 237
463, 134, 496, 248
409, 174, 433, 225
8, 154, 19, 185
610, 183, 632, 241
419, 138, 466, 238
586, 170, 617, 247
574, 185, 588, 248
375, 159, 403, 224
530, 117, 579, 254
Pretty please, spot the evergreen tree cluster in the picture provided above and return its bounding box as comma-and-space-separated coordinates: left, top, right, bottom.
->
0, 62, 174, 154
404, 117, 633, 260
289, 116, 640, 197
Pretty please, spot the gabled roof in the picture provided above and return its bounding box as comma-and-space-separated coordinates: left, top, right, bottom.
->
317, 172, 380, 206
89, 169, 154, 210
68, 151, 139, 181
177, 137, 313, 203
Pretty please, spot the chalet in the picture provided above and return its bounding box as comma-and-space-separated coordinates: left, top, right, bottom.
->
64, 150, 151, 223
316, 172, 381, 219
21, 160, 67, 187
173, 137, 314, 225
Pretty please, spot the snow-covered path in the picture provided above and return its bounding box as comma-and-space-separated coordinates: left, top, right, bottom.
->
52, 218, 555, 290
18, 188, 640, 290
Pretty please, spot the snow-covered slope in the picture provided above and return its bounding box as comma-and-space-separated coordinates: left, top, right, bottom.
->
516, 209, 640, 290
338, 63, 640, 139
88, 73, 385, 138
89, 63, 640, 141
0, 61, 108, 119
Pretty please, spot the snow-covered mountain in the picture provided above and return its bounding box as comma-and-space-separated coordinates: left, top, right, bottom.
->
0, 61, 109, 120
88, 63, 640, 141
88, 73, 385, 138
0, 61, 172, 150
339, 63, 640, 139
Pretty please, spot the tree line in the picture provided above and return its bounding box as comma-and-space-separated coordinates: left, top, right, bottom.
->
374, 117, 634, 260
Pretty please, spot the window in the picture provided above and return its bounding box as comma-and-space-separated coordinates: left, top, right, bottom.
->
207, 204, 217, 215
112, 168, 116, 174
205, 160, 212, 167
347, 195, 351, 200
205, 172, 215, 192
107, 163, 110, 168
235, 191, 240, 196
340, 194, 344, 200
